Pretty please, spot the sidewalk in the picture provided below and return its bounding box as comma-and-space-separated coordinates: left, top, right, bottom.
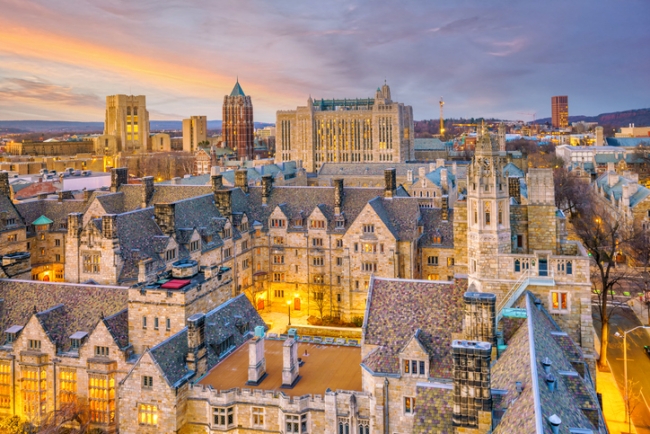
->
597, 364, 637, 434
259, 309, 311, 334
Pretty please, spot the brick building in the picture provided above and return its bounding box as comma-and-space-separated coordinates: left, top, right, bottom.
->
222, 80, 254, 161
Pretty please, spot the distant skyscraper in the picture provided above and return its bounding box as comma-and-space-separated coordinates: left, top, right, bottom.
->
222, 80, 254, 160
104, 95, 150, 153
551, 96, 569, 129
182, 116, 208, 153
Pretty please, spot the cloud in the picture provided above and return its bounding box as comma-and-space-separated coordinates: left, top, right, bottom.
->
0, 78, 103, 107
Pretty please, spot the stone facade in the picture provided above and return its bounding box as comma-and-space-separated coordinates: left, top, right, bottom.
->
276, 83, 414, 173
104, 95, 150, 154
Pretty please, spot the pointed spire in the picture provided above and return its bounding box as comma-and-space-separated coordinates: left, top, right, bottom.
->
229, 78, 246, 97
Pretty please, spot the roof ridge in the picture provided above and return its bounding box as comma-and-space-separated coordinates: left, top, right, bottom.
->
525, 293, 544, 434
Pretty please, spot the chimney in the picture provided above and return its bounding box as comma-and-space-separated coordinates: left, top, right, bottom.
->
235, 169, 249, 194
154, 203, 176, 236
406, 170, 413, 183
261, 175, 273, 205
110, 167, 127, 192
58, 191, 64, 202
384, 168, 396, 198
548, 414, 561, 434
102, 214, 117, 239
83, 189, 94, 201
67, 213, 83, 238
281, 337, 300, 388
0, 171, 9, 197
441, 195, 449, 221
142, 176, 154, 208
214, 189, 232, 218
429, 163, 436, 172
622, 184, 630, 208
463, 292, 496, 346
508, 177, 521, 202
419, 167, 426, 178
440, 168, 448, 189
246, 336, 267, 385
333, 178, 344, 215
452, 340, 492, 430
498, 123, 506, 152
138, 259, 148, 284
436, 158, 445, 169
211, 172, 223, 193
186, 313, 208, 378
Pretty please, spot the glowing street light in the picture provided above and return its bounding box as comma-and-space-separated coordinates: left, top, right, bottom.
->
287, 300, 292, 326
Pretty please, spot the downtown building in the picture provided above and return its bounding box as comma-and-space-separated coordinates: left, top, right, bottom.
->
222, 80, 254, 161
275, 83, 415, 173
103, 95, 151, 154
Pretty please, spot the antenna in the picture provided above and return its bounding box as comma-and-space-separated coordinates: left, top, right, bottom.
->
439, 97, 445, 137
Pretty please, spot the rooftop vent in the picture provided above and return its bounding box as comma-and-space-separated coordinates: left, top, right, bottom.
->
541, 357, 552, 374
171, 259, 199, 278
548, 414, 561, 434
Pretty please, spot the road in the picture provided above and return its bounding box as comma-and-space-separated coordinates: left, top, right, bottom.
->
594, 301, 650, 433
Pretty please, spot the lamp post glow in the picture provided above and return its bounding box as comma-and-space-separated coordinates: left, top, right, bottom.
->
623, 325, 650, 423
287, 300, 292, 326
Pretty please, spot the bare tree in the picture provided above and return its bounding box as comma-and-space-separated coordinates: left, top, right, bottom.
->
311, 288, 331, 323
553, 167, 592, 216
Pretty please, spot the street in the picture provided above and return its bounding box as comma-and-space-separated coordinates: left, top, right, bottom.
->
594, 302, 650, 433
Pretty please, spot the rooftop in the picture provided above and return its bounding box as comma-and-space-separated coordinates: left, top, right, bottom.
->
199, 340, 362, 396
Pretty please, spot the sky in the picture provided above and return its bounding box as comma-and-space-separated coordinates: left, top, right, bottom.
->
0, 0, 648, 123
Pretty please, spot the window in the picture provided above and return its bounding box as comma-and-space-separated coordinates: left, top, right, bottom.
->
273, 255, 284, 264
55, 254, 61, 262
314, 292, 324, 301
275, 289, 285, 298
271, 218, 286, 228
142, 316, 147, 329
190, 240, 200, 251
7, 234, 16, 242
240, 221, 249, 232
95, 346, 109, 357
358, 420, 370, 434
516, 235, 524, 249
55, 239, 61, 247
448, 257, 455, 266
138, 404, 157, 426
312, 237, 323, 247
310, 219, 325, 229
241, 240, 248, 251
252, 407, 264, 427
89, 374, 116, 423
313, 257, 324, 266
498, 203, 504, 225
21, 367, 46, 416
39, 234, 46, 241
362, 262, 377, 272
166, 318, 171, 331
224, 247, 232, 259
273, 236, 285, 245
0, 362, 10, 409
336, 239, 343, 248
355, 280, 359, 290
403, 359, 425, 375
354, 243, 358, 252
6, 218, 15, 226
339, 418, 350, 434
427, 256, 439, 266
552, 292, 568, 311
404, 396, 415, 415
142, 376, 153, 388
273, 272, 285, 282
363, 243, 376, 253
165, 248, 176, 261
313, 275, 325, 284
363, 224, 375, 233
59, 368, 77, 404
154, 317, 159, 330
285, 414, 307, 433
213, 407, 234, 428
40, 248, 45, 256
427, 273, 440, 280
242, 258, 250, 269
336, 257, 343, 266
380, 243, 384, 253
29, 340, 41, 350
223, 227, 232, 238
566, 261, 573, 275
216, 335, 235, 357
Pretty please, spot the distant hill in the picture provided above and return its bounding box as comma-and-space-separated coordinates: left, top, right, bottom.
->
0, 120, 274, 133
534, 108, 650, 127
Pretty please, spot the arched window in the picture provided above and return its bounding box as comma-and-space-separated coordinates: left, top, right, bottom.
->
514, 260, 521, 272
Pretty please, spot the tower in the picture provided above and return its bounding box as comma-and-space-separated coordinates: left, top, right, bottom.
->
104, 95, 150, 153
182, 116, 207, 153
466, 128, 511, 290
223, 79, 254, 160
551, 96, 569, 129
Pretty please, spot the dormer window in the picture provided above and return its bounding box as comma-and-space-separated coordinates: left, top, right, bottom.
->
223, 227, 232, 238
310, 219, 325, 229
240, 221, 249, 232
335, 220, 345, 229
4, 325, 22, 345
271, 218, 285, 228
69, 331, 88, 352
165, 248, 177, 261
294, 218, 304, 227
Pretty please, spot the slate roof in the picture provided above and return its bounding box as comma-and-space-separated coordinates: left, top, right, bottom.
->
595, 171, 650, 208
413, 385, 454, 433
606, 137, 650, 147
368, 197, 422, 240
0, 280, 128, 353
503, 162, 525, 179
119, 184, 212, 211
318, 162, 462, 177
148, 294, 265, 387
362, 278, 467, 378
414, 138, 447, 151
15, 198, 86, 235
418, 208, 454, 248
0, 195, 25, 233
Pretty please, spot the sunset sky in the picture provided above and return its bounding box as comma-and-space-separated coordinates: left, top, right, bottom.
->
0, 0, 648, 122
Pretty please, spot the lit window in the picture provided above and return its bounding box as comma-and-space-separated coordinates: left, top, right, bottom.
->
59, 368, 77, 404
252, 407, 264, 427
138, 404, 158, 426
404, 396, 416, 414
552, 292, 568, 311
90, 374, 116, 423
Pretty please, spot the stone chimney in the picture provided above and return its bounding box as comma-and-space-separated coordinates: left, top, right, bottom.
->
384, 168, 396, 198
436, 158, 445, 169
452, 162, 457, 175
214, 189, 232, 218
452, 340, 492, 430
154, 203, 176, 236
429, 162, 436, 172
607, 168, 619, 188
261, 175, 273, 205
463, 292, 496, 346
211, 172, 223, 194
246, 336, 267, 385
142, 176, 155, 208
333, 178, 344, 215
406, 170, 413, 183
441, 195, 449, 221
440, 168, 448, 190
67, 213, 83, 238
526, 169, 555, 206
508, 177, 521, 203
622, 184, 631, 208
102, 214, 117, 239
281, 338, 300, 388
0, 171, 9, 197
498, 123, 506, 152
595, 126, 604, 146
235, 169, 248, 194
110, 167, 128, 192
83, 189, 94, 201
138, 259, 148, 284
186, 313, 208, 378
419, 167, 426, 179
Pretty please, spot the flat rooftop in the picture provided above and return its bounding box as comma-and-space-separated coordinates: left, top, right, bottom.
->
199, 340, 362, 396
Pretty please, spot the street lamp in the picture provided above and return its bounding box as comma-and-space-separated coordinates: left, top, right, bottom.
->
287, 300, 292, 326
623, 325, 650, 420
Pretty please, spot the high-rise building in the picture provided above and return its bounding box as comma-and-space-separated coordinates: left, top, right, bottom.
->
222, 80, 254, 160
182, 115, 207, 153
104, 95, 150, 153
275, 82, 414, 173
551, 95, 569, 128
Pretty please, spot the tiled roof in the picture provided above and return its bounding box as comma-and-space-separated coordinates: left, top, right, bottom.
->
0, 195, 25, 233
14, 181, 58, 200
0, 280, 128, 353
413, 385, 454, 433
149, 294, 265, 387
414, 138, 447, 151
15, 198, 86, 235
418, 208, 454, 248
368, 197, 422, 240
103, 309, 129, 349
363, 278, 467, 378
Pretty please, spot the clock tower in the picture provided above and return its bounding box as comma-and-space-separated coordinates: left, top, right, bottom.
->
466, 129, 511, 290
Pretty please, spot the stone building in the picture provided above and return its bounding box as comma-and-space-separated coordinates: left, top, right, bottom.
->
275, 83, 414, 173
5, 140, 94, 156
183, 116, 208, 154
223, 80, 254, 161
104, 95, 150, 154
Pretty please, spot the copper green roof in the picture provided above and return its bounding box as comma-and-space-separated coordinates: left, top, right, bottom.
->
32, 215, 53, 225
230, 80, 246, 97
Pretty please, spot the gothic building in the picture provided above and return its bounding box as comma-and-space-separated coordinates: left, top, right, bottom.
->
275, 83, 415, 172
222, 80, 254, 161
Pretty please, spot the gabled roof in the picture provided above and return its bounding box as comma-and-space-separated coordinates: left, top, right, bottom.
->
503, 162, 525, 179
229, 80, 246, 97
15, 198, 86, 235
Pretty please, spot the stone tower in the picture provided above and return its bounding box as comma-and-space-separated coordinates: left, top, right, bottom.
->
223, 79, 254, 161
466, 130, 511, 290
104, 95, 150, 153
